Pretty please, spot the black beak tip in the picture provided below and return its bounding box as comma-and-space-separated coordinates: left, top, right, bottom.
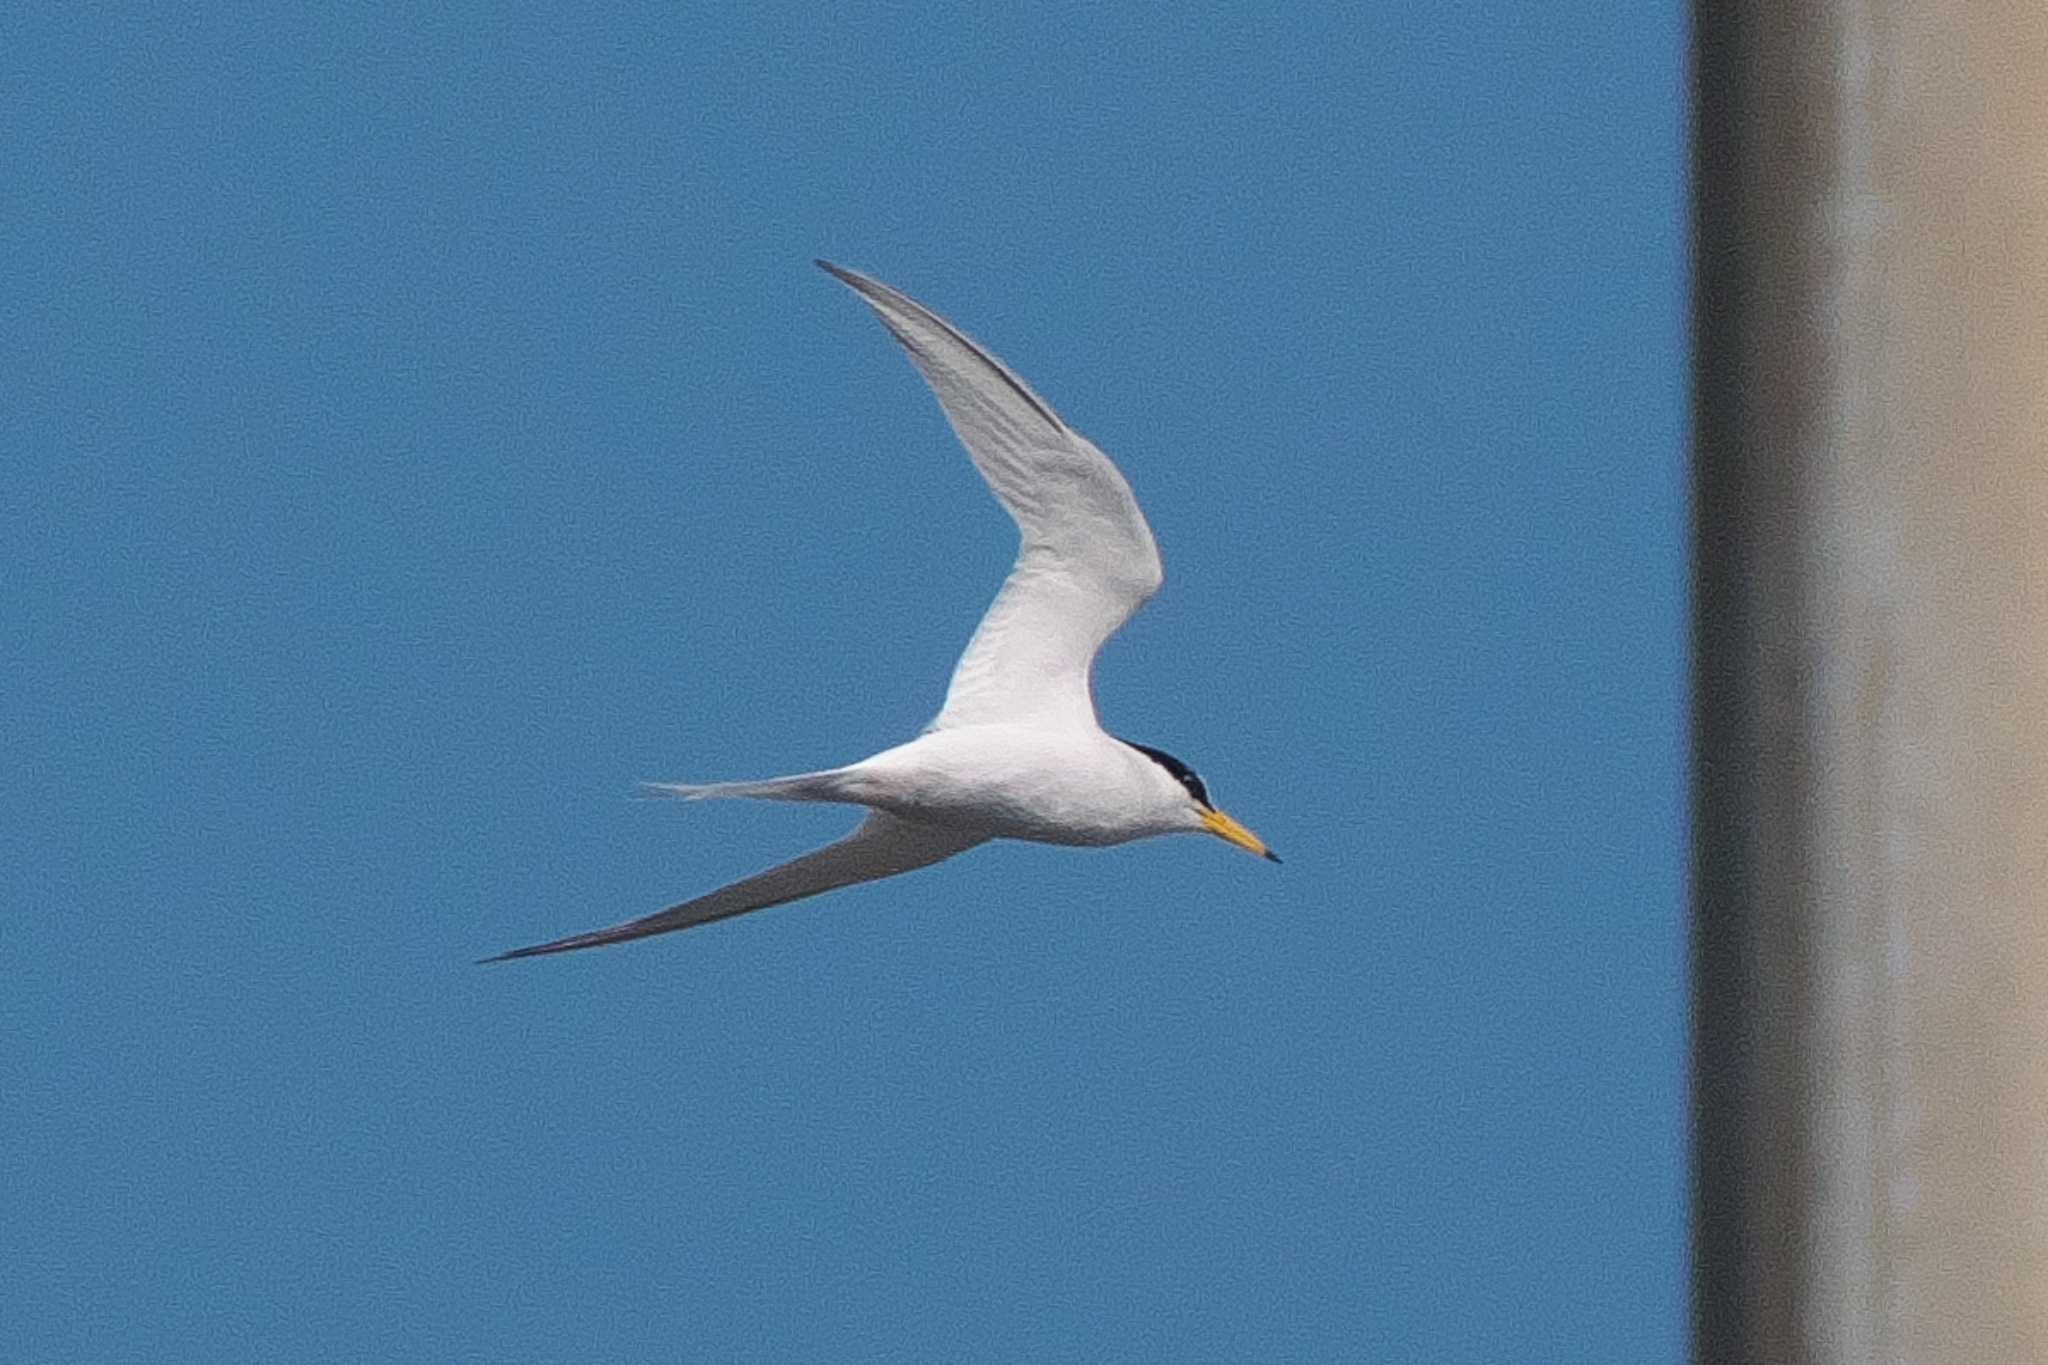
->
1263, 849, 1282, 864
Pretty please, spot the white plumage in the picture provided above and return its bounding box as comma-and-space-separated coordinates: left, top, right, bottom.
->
486, 263, 1273, 962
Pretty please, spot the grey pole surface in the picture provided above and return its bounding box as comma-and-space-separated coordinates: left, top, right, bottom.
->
1692, 2, 2048, 1361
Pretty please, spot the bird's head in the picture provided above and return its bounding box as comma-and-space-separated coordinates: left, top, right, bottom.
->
1120, 739, 1279, 862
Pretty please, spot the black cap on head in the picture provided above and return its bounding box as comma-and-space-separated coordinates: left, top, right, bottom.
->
1119, 739, 1211, 808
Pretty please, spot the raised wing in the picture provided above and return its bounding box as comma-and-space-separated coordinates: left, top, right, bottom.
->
481, 811, 984, 961
818, 262, 1164, 731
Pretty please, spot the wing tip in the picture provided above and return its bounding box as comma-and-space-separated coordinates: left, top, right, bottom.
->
478, 932, 621, 963
816, 260, 1068, 434
477, 943, 549, 965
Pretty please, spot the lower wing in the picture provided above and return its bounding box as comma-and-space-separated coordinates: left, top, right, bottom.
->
481, 811, 986, 961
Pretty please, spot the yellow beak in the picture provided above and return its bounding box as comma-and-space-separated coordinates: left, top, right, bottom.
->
1201, 807, 1280, 862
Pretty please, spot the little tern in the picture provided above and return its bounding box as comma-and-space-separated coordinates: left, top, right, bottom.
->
485, 261, 1275, 962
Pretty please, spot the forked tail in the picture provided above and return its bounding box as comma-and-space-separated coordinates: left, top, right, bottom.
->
637, 768, 852, 804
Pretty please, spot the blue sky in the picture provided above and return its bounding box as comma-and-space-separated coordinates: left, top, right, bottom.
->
6, 4, 1687, 1360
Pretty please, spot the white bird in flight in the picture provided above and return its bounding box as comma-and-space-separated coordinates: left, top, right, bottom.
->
486, 261, 1275, 962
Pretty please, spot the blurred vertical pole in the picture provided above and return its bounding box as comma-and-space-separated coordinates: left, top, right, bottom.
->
1691, 2, 2048, 1362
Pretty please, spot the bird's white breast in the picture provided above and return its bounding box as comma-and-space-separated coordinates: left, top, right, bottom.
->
836, 725, 1168, 846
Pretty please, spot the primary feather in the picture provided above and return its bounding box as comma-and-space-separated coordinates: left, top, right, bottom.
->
481, 812, 984, 961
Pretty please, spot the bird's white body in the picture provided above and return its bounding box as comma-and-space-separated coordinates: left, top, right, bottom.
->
486, 262, 1273, 961
829, 726, 1196, 846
